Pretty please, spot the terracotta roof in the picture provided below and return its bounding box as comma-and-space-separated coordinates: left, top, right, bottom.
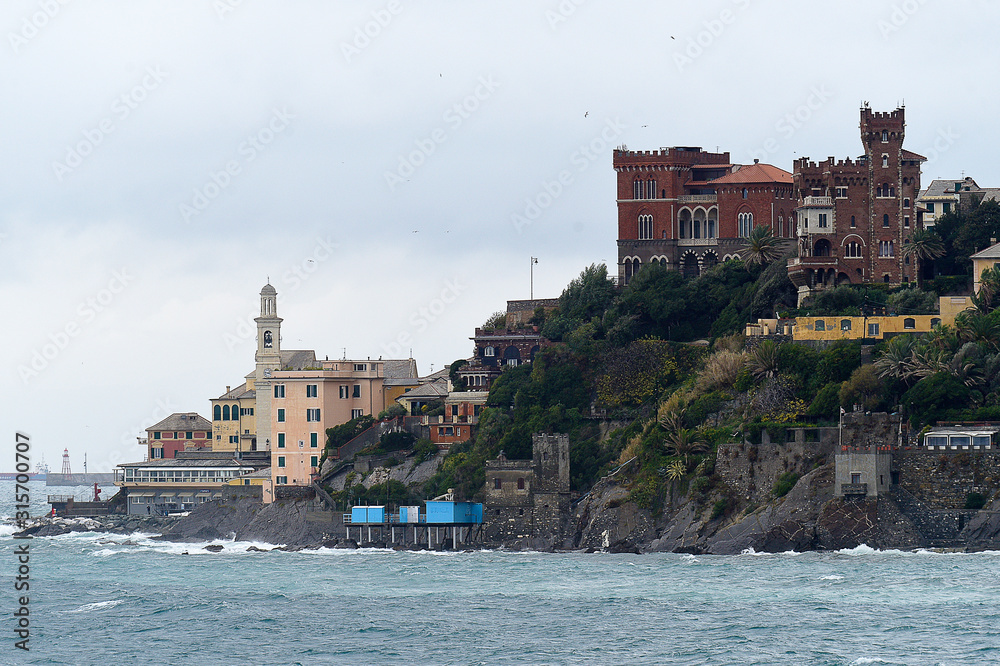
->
901, 149, 927, 161
707, 163, 792, 185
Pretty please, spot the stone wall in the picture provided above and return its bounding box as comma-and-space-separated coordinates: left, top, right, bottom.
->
895, 449, 1000, 509
222, 484, 263, 502
717, 437, 835, 504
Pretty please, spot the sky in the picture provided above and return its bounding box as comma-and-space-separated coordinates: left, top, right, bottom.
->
3, 0, 997, 472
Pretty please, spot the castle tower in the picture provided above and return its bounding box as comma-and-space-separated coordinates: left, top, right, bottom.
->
252, 283, 282, 451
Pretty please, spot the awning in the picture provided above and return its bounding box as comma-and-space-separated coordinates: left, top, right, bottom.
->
211, 493, 222, 499
157, 492, 176, 498
131, 491, 155, 497
177, 492, 195, 497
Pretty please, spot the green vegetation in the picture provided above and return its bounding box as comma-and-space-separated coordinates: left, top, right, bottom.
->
965, 492, 988, 511
772, 472, 800, 498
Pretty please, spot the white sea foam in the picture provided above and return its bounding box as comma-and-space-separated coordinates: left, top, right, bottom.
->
67, 599, 125, 613
820, 574, 845, 581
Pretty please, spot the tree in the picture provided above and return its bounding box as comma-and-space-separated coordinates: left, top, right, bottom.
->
559, 263, 616, 322
747, 340, 779, 381
901, 229, 945, 287
873, 334, 915, 382
482, 311, 507, 330
971, 265, 1000, 313
838, 364, 885, 412
740, 225, 785, 266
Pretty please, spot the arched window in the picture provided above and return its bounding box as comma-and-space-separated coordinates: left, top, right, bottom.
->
213, 405, 221, 421
845, 241, 862, 258
841, 320, 852, 331
881, 130, 888, 142
931, 318, 941, 328
264, 331, 273, 348
679, 209, 691, 239
815, 320, 826, 331
883, 214, 890, 228
222, 405, 230, 421
742, 188, 748, 199
882, 154, 889, 168
638, 214, 653, 239
737, 212, 753, 238
904, 318, 916, 330
232, 404, 240, 419
850, 215, 856, 228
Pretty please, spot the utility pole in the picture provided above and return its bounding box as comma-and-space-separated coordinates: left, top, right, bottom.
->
530, 257, 538, 299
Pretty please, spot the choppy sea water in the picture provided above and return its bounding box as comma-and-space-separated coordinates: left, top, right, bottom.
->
2, 480, 999, 665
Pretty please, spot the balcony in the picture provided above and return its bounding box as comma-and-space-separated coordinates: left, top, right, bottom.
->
801, 196, 832, 207
678, 238, 718, 246
841, 483, 868, 496
677, 194, 717, 204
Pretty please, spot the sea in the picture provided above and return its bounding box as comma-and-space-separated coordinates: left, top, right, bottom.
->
1, 479, 999, 666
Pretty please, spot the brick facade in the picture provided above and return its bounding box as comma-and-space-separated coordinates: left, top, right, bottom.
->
614, 147, 793, 283
788, 106, 925, 304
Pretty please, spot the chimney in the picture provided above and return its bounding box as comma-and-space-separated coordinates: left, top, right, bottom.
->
226, 385, 231, 393
754, 158, 759, 164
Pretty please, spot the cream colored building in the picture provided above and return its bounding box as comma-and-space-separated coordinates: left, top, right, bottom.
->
971, 242, 1000, 295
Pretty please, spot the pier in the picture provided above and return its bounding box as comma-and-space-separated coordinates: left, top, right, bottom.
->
344, 501, 484, 548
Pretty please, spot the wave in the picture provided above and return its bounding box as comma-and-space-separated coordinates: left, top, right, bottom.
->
67, 599, 125, 613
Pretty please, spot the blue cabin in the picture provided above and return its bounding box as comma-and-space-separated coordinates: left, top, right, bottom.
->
350, 505, 386, 523
424, 501, 483, 524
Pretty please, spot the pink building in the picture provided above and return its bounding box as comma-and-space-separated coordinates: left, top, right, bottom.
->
269, 359, 396, 490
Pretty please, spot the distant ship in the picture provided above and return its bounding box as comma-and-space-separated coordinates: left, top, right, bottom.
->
0, 462, 49, 481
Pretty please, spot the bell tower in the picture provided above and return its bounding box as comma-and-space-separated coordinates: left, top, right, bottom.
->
250, 283, 282, 451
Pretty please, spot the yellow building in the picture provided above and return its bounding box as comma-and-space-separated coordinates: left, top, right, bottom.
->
971, 242, 1000, 294
748, 296, 973, 342
210, 383, 257, 453
227, 468, 274, 503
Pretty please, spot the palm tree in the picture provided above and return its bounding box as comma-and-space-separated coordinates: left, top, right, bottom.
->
663, 426, 709, 465
747, 340, 780, 381
972, 266, 1000, 314
873, 334, 915, 382
740, 225, 784, 266
901, 230, 945, 287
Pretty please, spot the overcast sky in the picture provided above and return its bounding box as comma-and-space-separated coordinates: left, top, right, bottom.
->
3, 0, 996, 472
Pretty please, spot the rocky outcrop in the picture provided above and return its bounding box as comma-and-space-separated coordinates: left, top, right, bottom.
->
157, 497, 343, 545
